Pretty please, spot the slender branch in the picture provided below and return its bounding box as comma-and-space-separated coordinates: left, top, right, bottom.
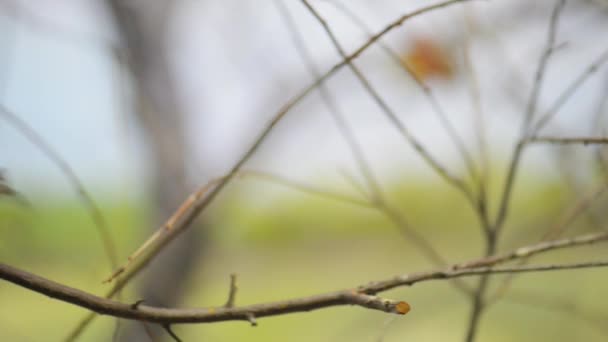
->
2, 249, 608, 326
63, 1, 481, 338
461, 6, 491, 230
247, 169, 472, 294
495, 0, 566, 237
328, 0, 480, 188
455, 231, 608, 270
531, 47, 608, 134
103, 175, 227, 282
224, 274, 238, 308
337, 167, 372, 199
465, 3, 567, 340
521, 0, 565, 134
274, 0, 384, 199
237, 169, 372, 208
162, 324, 181, 342
527, 136, 608, 145
103, 0, 474, 284
0, 105, 118, 269
279, 0, 469, 294
301, 0, 476, 204
485, 182, 608, 305
298, 3, 476, 295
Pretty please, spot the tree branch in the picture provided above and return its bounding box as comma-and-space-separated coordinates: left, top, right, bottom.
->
2, 231, 608, 326
301, 0, 476, 205
0, 105, 118, 270
102, 0, 475, 285
527, 136, 608, 145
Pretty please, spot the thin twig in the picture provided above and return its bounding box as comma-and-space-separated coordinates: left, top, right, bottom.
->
465, 3, 567, 340
531, 47, 608, 134
337, 168, 372, 200
527, 136, 608, 145
278, 0, 468, 294
162, 324, 181, 342
521, 0, 565, 135
2, 243, 608, 325
485, 183, 608, 305
63, 1, 478, 338
237, 169, 372, 208
454, 231, 608, 270
328, 0, 480, 189
300, 0, 476, 295
274, 0, 384, 199
0, 105, 118, 269
104, 175, 227, 283
301, 0, 476, 205
461, 5, 491, 229
495, 0, 567, 237
103, 0, 473, 285
224, 274, 238, 308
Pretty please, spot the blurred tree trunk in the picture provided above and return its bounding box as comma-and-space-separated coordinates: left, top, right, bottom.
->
106, 1, 205, 341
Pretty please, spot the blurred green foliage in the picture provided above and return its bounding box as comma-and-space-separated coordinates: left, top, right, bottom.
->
0, 175, 606, 341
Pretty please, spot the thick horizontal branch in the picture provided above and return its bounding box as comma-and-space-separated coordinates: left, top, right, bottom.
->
527, 136, 608, 145
2, 231, 608, 325
0, 262, 409, 324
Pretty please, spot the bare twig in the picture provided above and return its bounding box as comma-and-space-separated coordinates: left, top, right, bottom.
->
301, 0, 476, 205
2, 232, 608, 326
237, 169, 372, 208
248, 170, 471, 294
224, 274, 238, 308
521, 0, 565, 134
495, 0, 567, 237
104, 175, 227, 283
327, 0, 480, 189
527, 136, 608, 145
455, 231, 608, 270
0, 105, 118, 269
63, 1, 481, 338
532, 47, 608, 134
274, 0, 383, 199
337, 168, 372, 200
277, 0, 469, 294
103, 0, 473, 285
486, 183, 608, 304
162, 324, 181, 342
465, 2, 567, 341
461, 5, 490, 225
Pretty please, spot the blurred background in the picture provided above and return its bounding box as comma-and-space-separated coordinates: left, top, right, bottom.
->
1, 0, 608, 341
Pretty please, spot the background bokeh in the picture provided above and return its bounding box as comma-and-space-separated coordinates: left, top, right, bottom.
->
1, 0, 608, 341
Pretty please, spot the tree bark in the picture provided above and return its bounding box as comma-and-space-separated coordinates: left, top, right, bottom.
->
106, 1, 206, 340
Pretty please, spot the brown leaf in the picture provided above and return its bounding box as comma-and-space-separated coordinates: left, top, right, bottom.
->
401, 37, 454, 81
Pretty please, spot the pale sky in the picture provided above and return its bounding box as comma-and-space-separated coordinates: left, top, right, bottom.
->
1, 0, 607, 200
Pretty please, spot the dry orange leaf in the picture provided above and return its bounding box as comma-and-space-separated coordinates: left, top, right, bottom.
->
401, 37, 454, 81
